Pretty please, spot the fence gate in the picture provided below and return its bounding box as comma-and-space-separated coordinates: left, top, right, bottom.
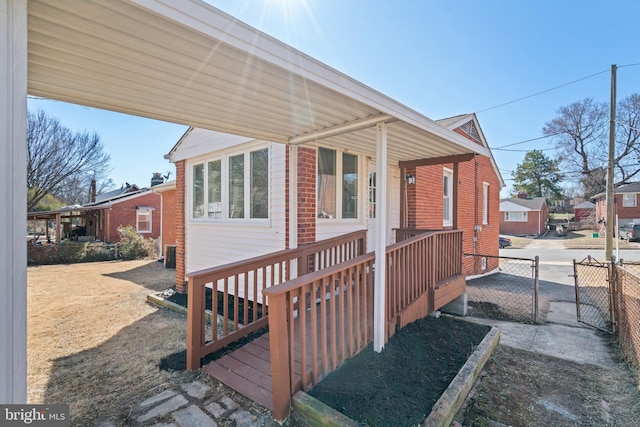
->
465, 254, 540, 324
573, 256, 614, 333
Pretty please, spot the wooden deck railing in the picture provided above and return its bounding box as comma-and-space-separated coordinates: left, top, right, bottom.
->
186, 230, 366, 370
393, 228, 435, 242
263, 253, 375, 420
264, 229, 464, 421
386, 230, 463, 335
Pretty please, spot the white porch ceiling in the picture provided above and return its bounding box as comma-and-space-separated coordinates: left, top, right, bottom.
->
27, 0, 490, 163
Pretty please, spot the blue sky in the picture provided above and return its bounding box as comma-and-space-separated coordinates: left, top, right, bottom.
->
28, 0, 640, 195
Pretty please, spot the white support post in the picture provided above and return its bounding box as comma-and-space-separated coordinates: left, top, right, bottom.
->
0, 0, 28, 404
289, 145, 298, 250
374, 122, 388, 352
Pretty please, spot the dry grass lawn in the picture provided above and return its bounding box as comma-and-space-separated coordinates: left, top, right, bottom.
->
27, 260, 199, 425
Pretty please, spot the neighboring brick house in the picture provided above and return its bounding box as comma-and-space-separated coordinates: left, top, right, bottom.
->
151, 179, 177, 258
593, 182, 640, 225
167, 113, 503, 292
573, 201, 596, 224
499, 196, 548, 236
406, 114, 504, 276
83, 186, 162, 243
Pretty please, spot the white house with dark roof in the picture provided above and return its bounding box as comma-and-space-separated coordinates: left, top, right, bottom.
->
499, 196, 548, 236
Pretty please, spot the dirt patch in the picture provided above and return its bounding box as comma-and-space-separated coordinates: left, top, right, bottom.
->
307, 316, 491, 426
26, 260, 271, 426
455, 345, 640, 426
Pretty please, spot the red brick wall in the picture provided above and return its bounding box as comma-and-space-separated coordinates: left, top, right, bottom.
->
175, 160, 187, 292
105, 192, 161, 243
457, 156, 501, 275
407, 155, 501, 276
499, 210, 545, 235
160, 188, 176, 253
285, 147, 290, 248
297, 147, 317, 244
596, 193, 640, 224
408, 166, 444, 229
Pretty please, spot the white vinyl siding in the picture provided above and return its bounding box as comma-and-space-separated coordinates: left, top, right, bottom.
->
185, 142, 286, 274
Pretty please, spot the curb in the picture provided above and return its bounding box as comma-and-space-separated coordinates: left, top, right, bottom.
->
424, 325, 501, 426
146, 293, 213, 323
291, 324, 501, 427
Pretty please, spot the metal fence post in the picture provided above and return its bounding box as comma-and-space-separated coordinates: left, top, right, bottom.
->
610, 256, 617, 334
533, 255, 540, 323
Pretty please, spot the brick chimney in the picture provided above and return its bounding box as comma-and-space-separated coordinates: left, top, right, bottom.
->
151, 172, 164, 187
90, 179, 96, 202
517, 192, 528, 199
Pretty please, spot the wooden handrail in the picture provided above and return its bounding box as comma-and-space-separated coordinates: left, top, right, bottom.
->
265, 253, 375, 420
393, 228, 436, 242
265, 228, 464, 421
186, 230, 367, 370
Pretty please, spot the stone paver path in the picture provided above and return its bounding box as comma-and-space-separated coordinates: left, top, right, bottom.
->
99, 380, 276, 427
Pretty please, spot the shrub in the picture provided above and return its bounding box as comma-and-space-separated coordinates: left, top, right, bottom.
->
117, 225, 157, 260
27, 241, 117, 265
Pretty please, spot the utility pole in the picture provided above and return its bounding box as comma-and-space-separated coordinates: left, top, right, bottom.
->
605, 64, 617, 261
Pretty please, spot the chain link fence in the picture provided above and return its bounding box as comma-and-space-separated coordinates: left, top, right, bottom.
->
573, 257, 640, 374
465, 254, 543, 324
613, 262, 640, 373
620, 259, 640, 277
573, 256, 614, 332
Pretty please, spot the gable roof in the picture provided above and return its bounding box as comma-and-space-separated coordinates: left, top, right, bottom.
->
500, 197, 547, 212
574, 201, 596, 209
435, 113, 505, 188
28, 0, 490, 167
592, 182, 640, 199
95, 184, 141, 203
84, 187, 153, 209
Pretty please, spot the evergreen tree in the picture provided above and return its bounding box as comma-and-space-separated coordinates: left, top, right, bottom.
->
512, 150, 564, 200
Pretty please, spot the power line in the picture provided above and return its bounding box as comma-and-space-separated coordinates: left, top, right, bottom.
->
491, 148, 556, 153
616, 120, 640, 132
491, 133, 561, 149
619, 62, 640, 69
477, 62, 638, 115
476, 68, 609, 114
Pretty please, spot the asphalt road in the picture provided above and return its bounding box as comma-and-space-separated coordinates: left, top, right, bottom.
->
498, 240, 640, 302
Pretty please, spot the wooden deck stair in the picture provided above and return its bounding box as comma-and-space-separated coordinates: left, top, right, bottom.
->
204, 333, 274, 410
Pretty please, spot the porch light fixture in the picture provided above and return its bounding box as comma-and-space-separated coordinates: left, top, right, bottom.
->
405, 174, 416, 185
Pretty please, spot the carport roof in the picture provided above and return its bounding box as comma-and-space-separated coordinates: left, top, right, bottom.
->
27, 0, 490, 163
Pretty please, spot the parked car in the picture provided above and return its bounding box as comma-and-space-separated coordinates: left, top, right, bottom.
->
499, 236, 512, 248
619, 223, 640, 242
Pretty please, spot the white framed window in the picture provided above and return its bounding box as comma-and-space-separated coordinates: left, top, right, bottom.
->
190, 146, 269, 220
317, 147, 359, 220
482, 182, 489, 225
136, 208, 153, 233
443, 168, 453, 226
622, 193, 637, 208
505, 211, 528, 222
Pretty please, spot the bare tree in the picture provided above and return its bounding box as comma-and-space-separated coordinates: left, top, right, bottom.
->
27, 110, 113, 211
615, 93, 640, 184
543, 95, 640, 198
